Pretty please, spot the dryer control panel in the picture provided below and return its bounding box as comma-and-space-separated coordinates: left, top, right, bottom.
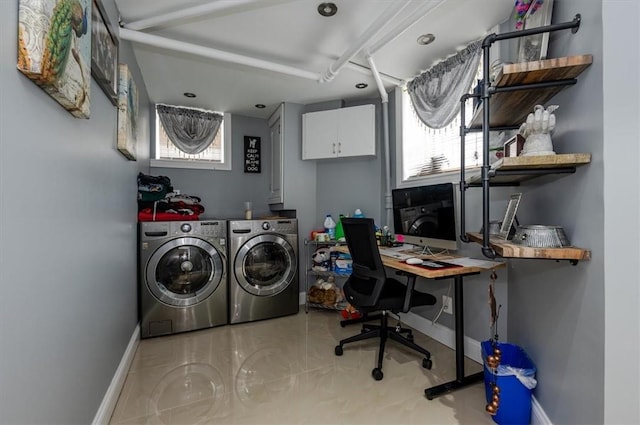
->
264, 219, 297, 234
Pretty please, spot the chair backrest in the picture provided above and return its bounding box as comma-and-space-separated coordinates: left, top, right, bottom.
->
341, 217, 387, 308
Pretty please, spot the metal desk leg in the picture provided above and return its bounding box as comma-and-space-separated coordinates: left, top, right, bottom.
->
424, 275, 484, 399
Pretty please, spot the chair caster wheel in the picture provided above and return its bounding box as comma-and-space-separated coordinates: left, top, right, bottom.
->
406, 333, 414, 342
372, 368, 383, 381
422, 358, 432, 369
335, 345, 343, 356
340, 322, 346, 328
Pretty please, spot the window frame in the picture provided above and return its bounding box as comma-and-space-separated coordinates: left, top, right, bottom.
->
394, 87, 481, 188
151, 110, 233, 171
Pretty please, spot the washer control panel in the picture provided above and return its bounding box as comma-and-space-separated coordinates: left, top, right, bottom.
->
198, 221, 225, 237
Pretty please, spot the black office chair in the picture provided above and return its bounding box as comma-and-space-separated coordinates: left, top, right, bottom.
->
334, 217, 437, 381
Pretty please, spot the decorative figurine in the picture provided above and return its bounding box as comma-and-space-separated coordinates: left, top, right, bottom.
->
518, 104, 559, 156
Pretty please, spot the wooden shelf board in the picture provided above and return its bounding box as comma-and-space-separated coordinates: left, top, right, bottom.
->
470, 55, 593, 128
467, 153, 591, 185
466, 232, 591, 261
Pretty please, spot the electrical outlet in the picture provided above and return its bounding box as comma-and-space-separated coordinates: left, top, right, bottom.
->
442, 295, 453, 314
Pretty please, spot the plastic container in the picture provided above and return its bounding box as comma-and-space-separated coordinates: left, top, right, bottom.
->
482, 340, 537, 425
334, 214, 345, 241
353, 209, 364, 218
324, 214, 336, 240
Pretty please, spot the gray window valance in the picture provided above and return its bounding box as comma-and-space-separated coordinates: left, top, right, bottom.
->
407, 40, 482, 129
156, 104, 223, 155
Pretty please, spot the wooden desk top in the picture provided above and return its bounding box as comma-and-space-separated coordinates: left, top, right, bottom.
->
332, 245, 505, 279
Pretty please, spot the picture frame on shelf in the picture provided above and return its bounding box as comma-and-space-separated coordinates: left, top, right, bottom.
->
517, 0, 554, 63
91, 0, 118, 105
499, 193, 522, 240
117, 63, 138, 161
17, 0, 92, 118
504, 134, 526, 157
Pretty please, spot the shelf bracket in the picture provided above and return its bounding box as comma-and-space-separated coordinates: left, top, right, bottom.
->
572, 14, 581, 34
482, 246, 497, 259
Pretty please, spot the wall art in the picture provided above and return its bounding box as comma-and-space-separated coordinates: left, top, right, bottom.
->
244, 136, 261, 173
91, 0, 118, 105
517, 0, 554, 63
17, 0, 92, 118
117, 63, 138, 160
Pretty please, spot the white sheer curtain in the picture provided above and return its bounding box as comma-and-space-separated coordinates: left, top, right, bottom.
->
407, 40, 482, 129
156, 104, 223, 155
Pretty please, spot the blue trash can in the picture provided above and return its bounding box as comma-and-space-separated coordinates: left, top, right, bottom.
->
482, 340, 537, 425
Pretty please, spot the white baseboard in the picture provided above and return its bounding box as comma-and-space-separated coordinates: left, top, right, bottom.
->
92, 324, 140, 425
400, 311, 483, 363
401, 312, 551, 424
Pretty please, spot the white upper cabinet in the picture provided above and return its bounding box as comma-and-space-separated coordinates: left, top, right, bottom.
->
302, 104, 375, 160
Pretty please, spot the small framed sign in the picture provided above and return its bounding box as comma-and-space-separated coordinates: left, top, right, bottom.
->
244, 136, 261, 173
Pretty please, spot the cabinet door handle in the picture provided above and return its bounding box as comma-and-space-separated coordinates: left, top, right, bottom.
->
338, 142, 341, 154
332, 142, 336, 154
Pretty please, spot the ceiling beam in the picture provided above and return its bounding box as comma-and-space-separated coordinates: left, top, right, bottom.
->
320, 0, 412, 83
367, 0, 446, 55
119, 28, 322, 81
124, 0, 269, 31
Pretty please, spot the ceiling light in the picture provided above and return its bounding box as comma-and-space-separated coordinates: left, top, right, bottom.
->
417, 33, 436, 46
355, 83, 368, 89
317, 2, 337, 17
183, 92, 196, 98
255, 104, 266, 109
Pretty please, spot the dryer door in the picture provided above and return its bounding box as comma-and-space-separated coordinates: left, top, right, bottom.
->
146, 237, 225, 307
234, 234, 296, 296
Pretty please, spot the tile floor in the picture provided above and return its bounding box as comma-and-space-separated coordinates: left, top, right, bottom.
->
109, 310, 495, 425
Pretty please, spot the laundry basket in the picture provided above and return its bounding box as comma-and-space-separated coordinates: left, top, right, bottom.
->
482, 340, 537, 425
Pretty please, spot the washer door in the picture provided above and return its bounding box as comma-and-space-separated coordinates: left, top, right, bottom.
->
146, 237, 224, 307
234, 234, 296, 296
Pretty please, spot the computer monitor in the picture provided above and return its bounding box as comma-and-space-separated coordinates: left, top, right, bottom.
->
391, 182, 458, 251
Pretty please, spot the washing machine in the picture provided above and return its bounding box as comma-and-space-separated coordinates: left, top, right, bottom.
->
139, 220, 228, 338
228, 219, 299, 324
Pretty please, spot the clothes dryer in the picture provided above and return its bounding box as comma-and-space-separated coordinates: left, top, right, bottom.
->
228, 219, 299, 324
139, 220, 227, 338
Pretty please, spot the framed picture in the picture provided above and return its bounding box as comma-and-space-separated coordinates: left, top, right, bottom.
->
91, 0, 118, 105
499, 193, 522, 239
517, 0, 554, 63
17, 0, 92, 118
117, 64, 138, 160
244, 136, 261, 173
504, 134, 526, 157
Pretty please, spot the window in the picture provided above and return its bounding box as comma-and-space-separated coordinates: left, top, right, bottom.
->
395, 87, 483, 186
394, 53, 504, 186
151, 105, 232, 170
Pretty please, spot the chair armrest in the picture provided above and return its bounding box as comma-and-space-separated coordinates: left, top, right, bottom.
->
396, 271, 416, 313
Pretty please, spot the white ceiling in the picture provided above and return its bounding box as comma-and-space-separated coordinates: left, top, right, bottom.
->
114, 0, 514, 119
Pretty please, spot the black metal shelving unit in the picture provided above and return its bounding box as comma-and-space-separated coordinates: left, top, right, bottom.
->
458, 14, 592, 263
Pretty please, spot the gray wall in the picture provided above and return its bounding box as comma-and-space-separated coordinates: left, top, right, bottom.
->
311, 98, 385, 226
0, 0, 150, 423
153, 115, 271, 219
505, 1, 607, 424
